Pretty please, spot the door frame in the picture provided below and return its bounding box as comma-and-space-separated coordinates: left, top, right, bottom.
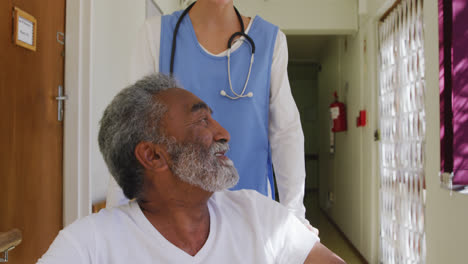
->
63, 0, 92, 226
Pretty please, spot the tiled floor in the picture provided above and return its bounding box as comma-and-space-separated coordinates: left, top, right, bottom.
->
304, 191, 366, 264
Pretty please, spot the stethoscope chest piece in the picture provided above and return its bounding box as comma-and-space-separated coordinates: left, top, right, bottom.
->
220, 89, 253, 98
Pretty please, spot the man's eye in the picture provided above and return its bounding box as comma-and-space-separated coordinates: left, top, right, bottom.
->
200, 117, 208, 124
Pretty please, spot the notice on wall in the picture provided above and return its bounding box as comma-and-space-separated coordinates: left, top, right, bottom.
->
17, 16, 34, 45
13, 7, 37, 51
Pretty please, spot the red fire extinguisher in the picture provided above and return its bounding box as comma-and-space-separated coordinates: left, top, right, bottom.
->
330, 91, 347, 132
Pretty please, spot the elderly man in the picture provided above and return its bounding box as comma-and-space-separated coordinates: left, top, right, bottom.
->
38, 74, 344, 264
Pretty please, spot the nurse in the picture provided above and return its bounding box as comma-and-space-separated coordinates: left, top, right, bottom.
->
107, 0, 311, 227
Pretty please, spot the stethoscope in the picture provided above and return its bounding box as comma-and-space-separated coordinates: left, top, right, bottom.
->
170, 2, 256, 100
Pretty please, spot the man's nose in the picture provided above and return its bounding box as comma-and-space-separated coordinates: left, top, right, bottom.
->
212, 119, 230, 143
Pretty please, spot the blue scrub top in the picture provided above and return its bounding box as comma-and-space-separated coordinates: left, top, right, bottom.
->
159, 11, 279, 198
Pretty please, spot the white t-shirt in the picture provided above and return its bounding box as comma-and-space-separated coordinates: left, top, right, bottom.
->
38, 190, 319, 264
107, 15, 307, 222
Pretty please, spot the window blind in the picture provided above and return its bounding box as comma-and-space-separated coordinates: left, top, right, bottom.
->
439, 0, 468, 186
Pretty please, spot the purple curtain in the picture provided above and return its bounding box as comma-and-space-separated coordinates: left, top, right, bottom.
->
439, 0, 468, 185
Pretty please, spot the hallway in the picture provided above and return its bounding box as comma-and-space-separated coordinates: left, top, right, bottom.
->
305, 191, 366, 264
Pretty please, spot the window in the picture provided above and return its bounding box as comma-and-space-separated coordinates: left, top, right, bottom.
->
378, 0, 427, 262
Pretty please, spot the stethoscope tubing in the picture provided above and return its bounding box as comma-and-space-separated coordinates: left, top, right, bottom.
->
170, 1, 256, 99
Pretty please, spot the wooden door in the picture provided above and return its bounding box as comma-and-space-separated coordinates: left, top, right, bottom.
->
0, 0, 65, 263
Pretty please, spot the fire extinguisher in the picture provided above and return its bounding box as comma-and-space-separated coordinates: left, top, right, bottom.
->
330, 91, 347, 132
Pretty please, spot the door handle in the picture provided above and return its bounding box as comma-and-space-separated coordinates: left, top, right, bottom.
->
0, 229, 22, 262
55, 85, 68, 121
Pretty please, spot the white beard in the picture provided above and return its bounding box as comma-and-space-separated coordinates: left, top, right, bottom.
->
166, 141, 239, 192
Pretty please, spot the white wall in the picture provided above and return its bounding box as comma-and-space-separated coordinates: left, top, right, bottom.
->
90, 0, 146, 203
317, 15, 379, 262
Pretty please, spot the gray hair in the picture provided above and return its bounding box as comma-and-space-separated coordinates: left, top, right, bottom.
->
98, 73, 179, 200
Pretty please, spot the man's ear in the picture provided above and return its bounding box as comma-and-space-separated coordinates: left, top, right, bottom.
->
135, 142, 169, 172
